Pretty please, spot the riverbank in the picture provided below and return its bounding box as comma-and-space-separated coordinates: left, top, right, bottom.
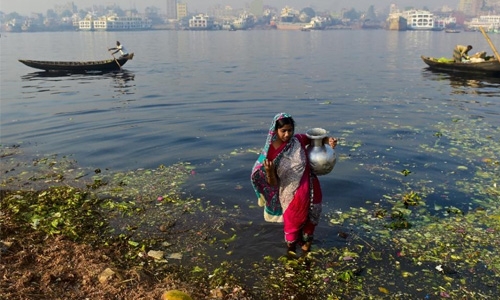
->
1, 134, 500, 299
0, 146, 253, 299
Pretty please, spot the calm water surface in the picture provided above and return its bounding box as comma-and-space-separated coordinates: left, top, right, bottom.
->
1, 30, 499, 255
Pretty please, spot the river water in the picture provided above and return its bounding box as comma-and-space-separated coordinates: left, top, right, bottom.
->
1, 29, 500, 260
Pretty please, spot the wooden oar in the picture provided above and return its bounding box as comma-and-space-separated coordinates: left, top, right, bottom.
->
479, 26, 500, 62
108, 49, 122, 70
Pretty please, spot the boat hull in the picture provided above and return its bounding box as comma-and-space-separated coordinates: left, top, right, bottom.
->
387, 16, 407, 31
18, 54, 133, 72
421, 55, 500, 76
275, 22, 305, 30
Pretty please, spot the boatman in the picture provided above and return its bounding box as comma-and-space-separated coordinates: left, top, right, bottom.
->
453, 44, 472, 63
108, 41, 129, 58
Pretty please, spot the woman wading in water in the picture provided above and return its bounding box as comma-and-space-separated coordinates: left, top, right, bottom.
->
251, 113, 337, 255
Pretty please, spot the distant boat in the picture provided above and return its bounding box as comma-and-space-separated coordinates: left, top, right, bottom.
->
188, 14, 217, 30
302, 16, 327, 30
404, 10, 435, 30
275, 22, 305, 30
361, 19, 383, 29
21, 19, 40, 32
4, 21, 21, 32
445, 29, 461, 33
386, 15, 407, 31
232, 12, 254, 30
93, 15, 152, 31
465, 15, 500, 32
78, 17, 94, 31
275, 6, 305, 30
435, 16, 457, 30
18, 54, 134, 72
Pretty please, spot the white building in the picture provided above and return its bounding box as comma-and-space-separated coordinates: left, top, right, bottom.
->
88, 15, 152, 31
78, 15, 94, 31
465, 15, 500, 31
188, 14, 215, 30
404, 10, 434, 30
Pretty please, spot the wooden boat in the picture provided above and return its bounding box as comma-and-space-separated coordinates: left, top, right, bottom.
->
421, 55, 500, 76
18, 53, 134, 72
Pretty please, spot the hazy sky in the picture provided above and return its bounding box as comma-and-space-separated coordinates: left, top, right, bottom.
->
1, 0, 458, 15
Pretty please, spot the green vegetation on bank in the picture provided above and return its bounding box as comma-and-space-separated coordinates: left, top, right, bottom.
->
1, 112, 499, 299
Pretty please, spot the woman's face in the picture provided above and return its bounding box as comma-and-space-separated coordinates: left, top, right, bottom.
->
276, 124, 294, 143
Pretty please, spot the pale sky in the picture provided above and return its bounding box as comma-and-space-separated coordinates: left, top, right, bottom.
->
1, 0, 458, 15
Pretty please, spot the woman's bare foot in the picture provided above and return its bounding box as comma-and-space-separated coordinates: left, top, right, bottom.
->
301, 241, 311, 253
286, 242, 297, 258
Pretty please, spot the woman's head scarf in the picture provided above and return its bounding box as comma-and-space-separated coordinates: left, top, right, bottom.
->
255, 112, 292, 166
250, 112, 293, 220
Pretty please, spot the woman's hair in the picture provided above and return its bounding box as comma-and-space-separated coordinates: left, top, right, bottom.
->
275, 117, 295, 131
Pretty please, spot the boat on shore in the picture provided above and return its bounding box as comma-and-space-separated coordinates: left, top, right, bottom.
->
403, 9, 445, 31
274, 5, 305, 30
386, 15, 407, 30
93, 15, 152, 31
420, 55, 500, 76
188, 14, 217, 30
404, 10, 434, 30
77, 14, 152, 31
276, 22, 305, 30
231, 12, 254, 30
18, 54, 134, 72
302, 16, 328, 30
465, 15, 500, 32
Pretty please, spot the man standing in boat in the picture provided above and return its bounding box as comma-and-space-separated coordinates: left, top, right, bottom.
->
453, 44, 472, 62
108, 41, 129, 58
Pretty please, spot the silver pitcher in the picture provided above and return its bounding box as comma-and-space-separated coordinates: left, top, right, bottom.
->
306, 128, 337, 176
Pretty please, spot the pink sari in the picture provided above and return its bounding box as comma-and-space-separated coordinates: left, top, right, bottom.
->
252, 129, 322, 244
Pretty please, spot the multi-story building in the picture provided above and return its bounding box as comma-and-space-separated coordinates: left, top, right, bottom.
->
177, 3, 187, 19
403, 10, 435, 30
78, 14, 94, 30
459, 0, 500, 16
93, 15, 152, 31
458, 0, 483, 16
188, 14, 215, 29
166, 0, 177, 20
465, 14, 500, 31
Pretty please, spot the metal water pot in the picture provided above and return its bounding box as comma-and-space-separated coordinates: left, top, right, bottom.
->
306, 128, 337, 176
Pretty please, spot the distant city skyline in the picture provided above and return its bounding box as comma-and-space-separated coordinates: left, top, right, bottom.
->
1, 0, 458, 15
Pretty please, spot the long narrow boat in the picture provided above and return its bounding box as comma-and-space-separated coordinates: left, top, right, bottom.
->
421, 55, 500, 76
18, 53, 134, 72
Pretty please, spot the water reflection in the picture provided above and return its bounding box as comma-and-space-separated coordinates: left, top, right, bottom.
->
21, 70, 135, 82
20, 70, 135, 97
421, 68, 500, 97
